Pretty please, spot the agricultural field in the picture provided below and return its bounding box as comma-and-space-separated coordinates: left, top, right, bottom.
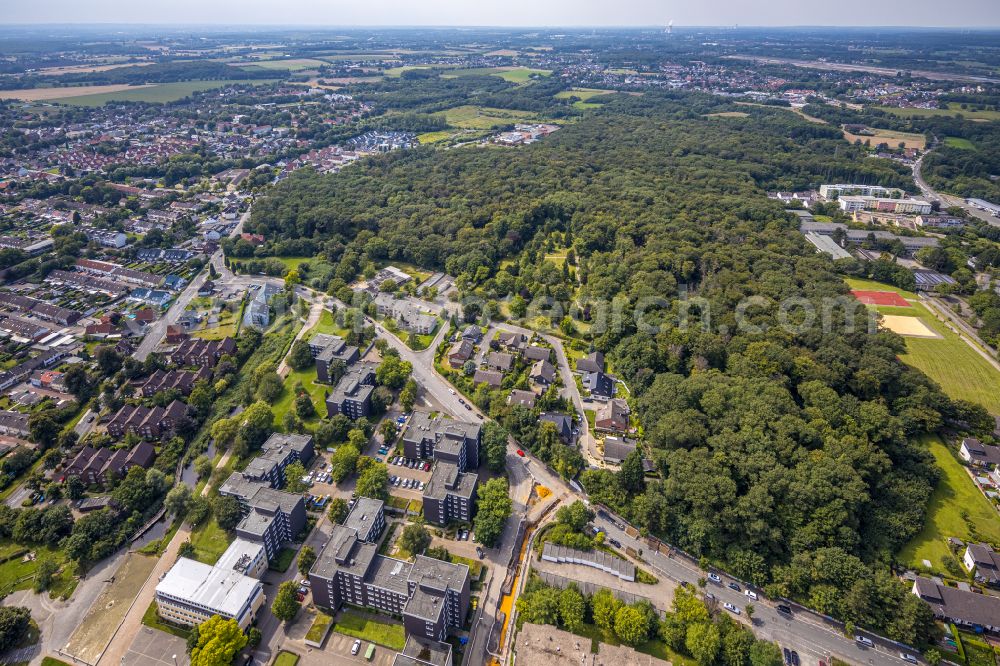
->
845, 278, 1000, 414
877, 104, 1000, 122
417, 131, 455, 144
441, 66, 551, 82
842, 126, 926, 149
944, 136, 976, 149
240, 58, 326, 71
0, 84, 154, 102
49, 79, 276, 106
899, 435, 1000, 573
432, 105, 537, 130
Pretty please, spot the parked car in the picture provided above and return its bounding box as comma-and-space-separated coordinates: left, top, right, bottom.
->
776, 604, 792, 615
790, 651, 799, 666
855, 636, 874, 649
423, 462, 431, 471
516, 449, 525, 457
609, 538, 622, 549
783, 648, 791, 665
708, 573, 722, 583
723, 603, 740, 615
744, 589, 758, 601
476, 546, 484, 559
351, 639, 361, 656
899, 654, 917, 664
728, 582, 741, 592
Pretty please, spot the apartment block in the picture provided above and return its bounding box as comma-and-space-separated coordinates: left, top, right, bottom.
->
325, 361, 378, 419
402, 412, 481, 472
423, 462, 478, 526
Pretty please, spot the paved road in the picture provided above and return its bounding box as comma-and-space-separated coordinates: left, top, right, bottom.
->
590, 515, 920, 666
134, 207, 251, 362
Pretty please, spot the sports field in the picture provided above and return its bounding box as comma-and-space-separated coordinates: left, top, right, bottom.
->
49, 79, 276, 106
881, 314, 940, 338
845, 278, 1000, 414
850, 289, 909, 307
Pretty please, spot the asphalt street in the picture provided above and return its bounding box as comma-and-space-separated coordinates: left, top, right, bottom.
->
591, 515, 921, 666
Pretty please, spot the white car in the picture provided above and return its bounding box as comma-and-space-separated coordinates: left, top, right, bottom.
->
855, 636, 874, 648
899, 654, 917, 664
351, 639, 361, 656
723, 602, 740, 615
448, 388, 456, 395
744, 589, 758, 601
708, 573, 722, 583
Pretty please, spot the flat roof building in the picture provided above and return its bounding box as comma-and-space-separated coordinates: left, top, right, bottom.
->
402, 412, 481, 472
423, 462, 478, 526
155, 557, 265, 630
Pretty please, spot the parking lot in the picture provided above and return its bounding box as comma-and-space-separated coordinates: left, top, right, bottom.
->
124, 627, 191, 666
298, 631, 395, 666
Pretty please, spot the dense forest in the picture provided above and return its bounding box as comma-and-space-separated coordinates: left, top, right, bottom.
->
247, 90, 990, 644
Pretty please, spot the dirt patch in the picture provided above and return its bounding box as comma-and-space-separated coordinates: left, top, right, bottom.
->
705, 111, 749, 118
63, 553, 157, 664
881, 315, 941, 339
0, 85, 153, 101
843, 126, 926, 150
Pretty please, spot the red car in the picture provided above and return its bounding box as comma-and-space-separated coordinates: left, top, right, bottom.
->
516, 449, 525, 457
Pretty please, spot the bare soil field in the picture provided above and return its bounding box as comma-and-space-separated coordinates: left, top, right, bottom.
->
0, 84, 153, 101
34, 62, 152, 76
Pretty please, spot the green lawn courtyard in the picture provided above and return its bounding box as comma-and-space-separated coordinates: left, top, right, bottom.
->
332, 609, 406, 651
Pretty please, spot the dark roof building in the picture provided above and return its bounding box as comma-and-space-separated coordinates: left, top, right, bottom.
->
603, 436, 638, 465
539, 413, 573, 442
423, 461, 478, 526
576, 351, 605, 374
402, 412, 481, 472
913, 576, 1000, 633
325, 361, 378, 420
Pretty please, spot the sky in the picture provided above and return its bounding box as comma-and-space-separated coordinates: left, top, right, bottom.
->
5, 0, 1000, 27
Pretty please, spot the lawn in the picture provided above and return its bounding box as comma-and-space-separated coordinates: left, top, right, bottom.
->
333, 609, 406, 650
51, 79, 277, 106
899, 434, 1000, 573
877, 104, 1000, 122
306, 308, 352, 340
450, 553, 484, 579
0, 540, 73, 598
189, 517, 231, 565
141, 600, 190, 640
273, 651, 300, 666
41, 659, 73, 666
271, 364, 327, 430
305, 612, 334, 645
433, 105, 538, 130
269, 547, 297, 573
944, 136, 976, 149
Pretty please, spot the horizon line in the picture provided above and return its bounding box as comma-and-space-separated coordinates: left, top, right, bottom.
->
2, 23, 1000, 30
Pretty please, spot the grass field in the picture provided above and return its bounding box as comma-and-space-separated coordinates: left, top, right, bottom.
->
845, 278, 1000, 414
269, 547, 296, 573
417, 131, 455, 144
705, 111, 750, 118
944, 136, 976, 149
333, 609, 406, 650
141, 600, 190, 639
0, 540, 76, 599
241, 58, 325, 71
442, 66, 551, 82
273, 651, 300, 666
433, 105, 537, 130
877, 104, 1000, 122
50, 79, 276, 106
305, 612, 334, 644
899, 435, 1000, 572
383, 65, 439, 77
189, 517, 231, 565
554, 88, 615, 101
843, 126, 926, 150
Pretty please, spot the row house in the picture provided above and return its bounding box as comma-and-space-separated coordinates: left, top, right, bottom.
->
170, 337, 237, 369
105, 400, 188, 440
62, 442, 155, 485
133, 367, 212, 398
